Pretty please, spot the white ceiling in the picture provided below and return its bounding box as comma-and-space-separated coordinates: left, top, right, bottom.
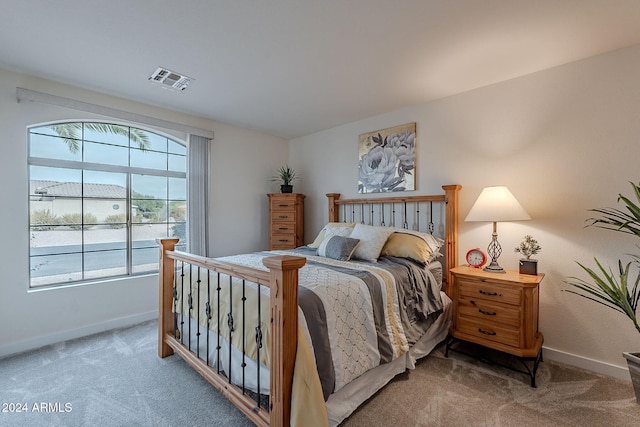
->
2, 0, 640, 139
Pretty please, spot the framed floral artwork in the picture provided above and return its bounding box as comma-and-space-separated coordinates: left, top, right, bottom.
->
358, 122, 416, 193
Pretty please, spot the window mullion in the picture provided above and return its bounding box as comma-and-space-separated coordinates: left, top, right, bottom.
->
81, 124, 86, 281
126, 173, 132, 276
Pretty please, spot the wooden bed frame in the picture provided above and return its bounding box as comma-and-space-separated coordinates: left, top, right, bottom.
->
158, 185, 460, 427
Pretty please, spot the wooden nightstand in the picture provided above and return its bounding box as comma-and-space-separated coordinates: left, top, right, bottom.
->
446, 265, 544, 386
267, 193, 304, 250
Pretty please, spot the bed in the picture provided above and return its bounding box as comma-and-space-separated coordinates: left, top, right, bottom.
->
158, 185, 460, 426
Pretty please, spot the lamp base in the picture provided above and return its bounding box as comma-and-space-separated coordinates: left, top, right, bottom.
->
483, 261, 506, 273
484, 228, 506, 273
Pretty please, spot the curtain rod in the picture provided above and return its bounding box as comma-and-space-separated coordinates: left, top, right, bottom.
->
16, 87, 214, 140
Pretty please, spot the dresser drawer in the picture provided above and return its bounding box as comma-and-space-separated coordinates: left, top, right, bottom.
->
271, 222, 296, 234
458, 318, 520, 348
271, 211, 296, 222
458, 278, 522, 306
271, 234, 296, 247
270, 196, 298, 211
458, 296, 521, 328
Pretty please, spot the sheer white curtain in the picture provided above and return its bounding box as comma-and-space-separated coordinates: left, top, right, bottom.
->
187, 134, 210, 256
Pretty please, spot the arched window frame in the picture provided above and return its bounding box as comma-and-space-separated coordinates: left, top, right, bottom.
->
28, 120, 188, 288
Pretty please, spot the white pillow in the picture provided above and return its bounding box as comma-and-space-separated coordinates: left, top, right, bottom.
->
307, 222, 356, 248
349, 223, 394, 262
325, 225, 353, 238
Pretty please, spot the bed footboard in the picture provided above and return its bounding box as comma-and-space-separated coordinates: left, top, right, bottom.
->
158, 238, 305, 427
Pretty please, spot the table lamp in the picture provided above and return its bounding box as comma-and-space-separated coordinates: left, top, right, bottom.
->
465, 186, 530, 273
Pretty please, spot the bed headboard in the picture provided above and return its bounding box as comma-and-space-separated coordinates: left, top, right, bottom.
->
326, 185, 461, 294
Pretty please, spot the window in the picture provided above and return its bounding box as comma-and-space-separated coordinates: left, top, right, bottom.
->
28, 122, 187, 287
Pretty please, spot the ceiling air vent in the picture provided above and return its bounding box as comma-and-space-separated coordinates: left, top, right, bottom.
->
148, 67, 194, 92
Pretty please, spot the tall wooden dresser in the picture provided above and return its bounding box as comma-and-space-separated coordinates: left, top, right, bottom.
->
267, 193, 304, 250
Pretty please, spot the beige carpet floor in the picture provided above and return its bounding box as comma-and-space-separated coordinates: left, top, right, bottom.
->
342, 342, 640, 426
2, 321, 639, 426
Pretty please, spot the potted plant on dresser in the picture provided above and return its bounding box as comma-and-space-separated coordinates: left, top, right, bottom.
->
565, 181, 640, 403
271, 165, 299, 193
515, 234, 542, 275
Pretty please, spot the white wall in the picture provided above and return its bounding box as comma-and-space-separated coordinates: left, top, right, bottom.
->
208, 122, 289, 256
290, 44, 640, 380
0, 69, 288, 357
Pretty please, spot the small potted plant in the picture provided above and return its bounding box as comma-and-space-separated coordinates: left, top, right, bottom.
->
515, 234, 541, 275
564, 181, 640, 403
271, 165, 299, 193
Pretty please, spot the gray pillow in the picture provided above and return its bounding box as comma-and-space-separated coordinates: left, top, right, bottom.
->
317, 235, 360, 261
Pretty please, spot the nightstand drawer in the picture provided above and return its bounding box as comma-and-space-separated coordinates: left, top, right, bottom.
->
459, 278, 522, 306
458, 318, 520, 348
458, 296, 521, 327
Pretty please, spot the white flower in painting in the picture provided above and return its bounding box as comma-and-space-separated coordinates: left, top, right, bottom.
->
359, 146, 400, 192
388, 131, 415, 176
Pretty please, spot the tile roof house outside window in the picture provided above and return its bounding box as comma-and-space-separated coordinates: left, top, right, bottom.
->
30, 180, 135, 221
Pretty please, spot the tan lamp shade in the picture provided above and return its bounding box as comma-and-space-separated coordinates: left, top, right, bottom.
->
465, 186, 530, 273
465, 186, 530, 222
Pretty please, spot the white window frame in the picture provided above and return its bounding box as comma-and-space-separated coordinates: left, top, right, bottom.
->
28, 120, 188, 288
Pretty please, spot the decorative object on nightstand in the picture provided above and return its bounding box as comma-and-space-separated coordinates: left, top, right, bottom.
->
564, 181, 640, 404
515, 235, 542, 275
267, 193, 304, 250
446, 265, 544, 387
271, 165, 299, 193
465, 248, 487, 268
465, 186, 531, 273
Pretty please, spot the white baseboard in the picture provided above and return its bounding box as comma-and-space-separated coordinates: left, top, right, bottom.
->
0, 311, 158, 359
543, 345, 631, 382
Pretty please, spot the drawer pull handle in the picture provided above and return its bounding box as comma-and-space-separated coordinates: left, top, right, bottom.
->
279, 204, 290, 207
478, 328, 497, 336
279, 239, 289, 242
479, 309, 497, 316
278, 227, 288, 230
479, 290, 499, 296
279, 215, 288, 218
